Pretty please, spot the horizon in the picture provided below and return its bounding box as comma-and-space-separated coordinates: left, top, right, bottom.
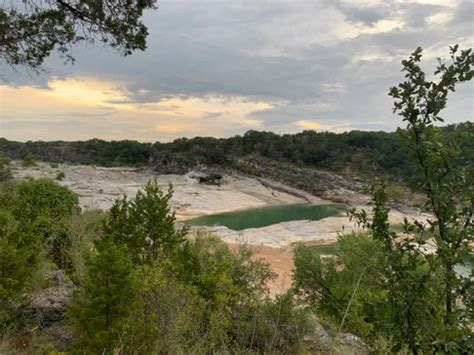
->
1, 0, 473, 142
2, 120, 471, 145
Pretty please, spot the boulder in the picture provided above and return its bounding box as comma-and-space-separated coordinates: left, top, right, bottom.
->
186, 170, 223, 185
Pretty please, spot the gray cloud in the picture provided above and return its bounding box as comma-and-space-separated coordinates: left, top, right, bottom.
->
2, 0, 473, 140
451, 0, 474, 24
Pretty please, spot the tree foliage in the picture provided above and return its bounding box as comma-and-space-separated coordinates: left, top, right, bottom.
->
68, 185, 311, 353
104, 180, 186, 264
389, 45, 473, 349
0, 155, 11, 182
0, 210, 41, 329
0, 0, 157, 70
293, 45, 473, 353
0, 178, 79, 269
68, 238, 136, 353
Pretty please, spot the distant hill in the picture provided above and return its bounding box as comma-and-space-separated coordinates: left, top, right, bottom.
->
1, 122, 472, 182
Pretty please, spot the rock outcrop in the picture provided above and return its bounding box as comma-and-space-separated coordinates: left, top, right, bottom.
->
27, 270, 73, 327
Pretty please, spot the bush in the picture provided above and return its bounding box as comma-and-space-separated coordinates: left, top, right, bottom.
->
293, 233, 389, 340
0, 210, 41, 332
21, 154, 36, 167
0, 156, 12, 182
116, 264, 206, 354
104, 180, 186, 264
68, 210, 106, 282
55, 171, 65, 181
0, 179, 79, 270
384, 183, 410, 203
68, 239, 135, 353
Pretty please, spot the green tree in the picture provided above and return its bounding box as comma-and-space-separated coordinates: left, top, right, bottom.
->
351, 182, 447, 352
0, 210, 41, 330
293, 46, 473, 353
0, 155, 11, 181
69, 238, 135, 353
21, 154, 36, 167
104, 180, 186, 264
389, 45, 473, 349
0, 178, 79, 269
1, 0, 157, 70
293, 233, 390, 341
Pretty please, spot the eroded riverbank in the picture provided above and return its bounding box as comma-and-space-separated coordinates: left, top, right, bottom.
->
12, 161, 431, 248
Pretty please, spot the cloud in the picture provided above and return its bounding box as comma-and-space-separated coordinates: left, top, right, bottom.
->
451, 0, 474, 24
1, 0, 473, 142
297, 120, 323, 130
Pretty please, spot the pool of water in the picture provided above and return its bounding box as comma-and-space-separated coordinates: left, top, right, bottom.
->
186, 204, 342, 231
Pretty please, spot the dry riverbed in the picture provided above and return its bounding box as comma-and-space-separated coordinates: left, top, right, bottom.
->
12, 161, 432, 293
11, 161, 431, 248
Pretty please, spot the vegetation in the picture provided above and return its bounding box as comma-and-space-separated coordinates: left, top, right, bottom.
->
1, 0, 157, 70
0, 209, 41, 331
1, 123, 472, 182
21, 154, 36, 167
0, 155, 11, 182
0, 178, 79, 270
56, 171, 66, 181
0, 178, 314, 353
293, 45, 473, 353
0, 45, 472, 353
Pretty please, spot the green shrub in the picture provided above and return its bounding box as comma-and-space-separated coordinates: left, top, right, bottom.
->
0, 179, 79, 270
0, 210, 41, 332
21, 154, 36, 167
55, 171, 65, 181
68, 210, 106, 282
293, 233, 389, 340
104, 180, 186, 264
384, 183, 409, 202
117, 264, 206, 354
68, 239, 135, 353
0, 156, 12, 182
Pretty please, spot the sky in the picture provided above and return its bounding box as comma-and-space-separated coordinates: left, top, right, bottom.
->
0, 0, 473, 142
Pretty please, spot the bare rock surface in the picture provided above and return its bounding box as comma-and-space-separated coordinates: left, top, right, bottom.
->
27, 270, 73, 327
12, 161, 431, 250
12, 162, 317, 219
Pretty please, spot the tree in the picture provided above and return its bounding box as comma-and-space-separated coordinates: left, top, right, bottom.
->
389, 45, 473, 345
0, 155, 11, 181
0, 0, 157, 70
0, 178, 80, 269
0, 210, 41, 330
104, 180, 186, 264
293, 46, 473, 353
69, 238, 135, 353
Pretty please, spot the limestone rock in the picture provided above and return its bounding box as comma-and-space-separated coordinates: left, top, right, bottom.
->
27, 270, 73, 327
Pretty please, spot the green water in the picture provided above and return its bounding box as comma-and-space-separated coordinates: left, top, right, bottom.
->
186, 204, 342, 231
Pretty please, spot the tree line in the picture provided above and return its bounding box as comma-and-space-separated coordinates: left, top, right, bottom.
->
1, 122, 472, 180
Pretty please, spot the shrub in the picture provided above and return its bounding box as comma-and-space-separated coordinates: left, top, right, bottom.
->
0, 179, 79, 270
21, 154, 36, 167
293, 233, 389, 340
384, 183, 409, 202
68, 210, 106, 282
68, 239, 135, 353
55, 171, 65, 181
0, 210, 41, 332
104, 180, 186, 264
118, 264, 206, 354
0, 156, 12, 182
